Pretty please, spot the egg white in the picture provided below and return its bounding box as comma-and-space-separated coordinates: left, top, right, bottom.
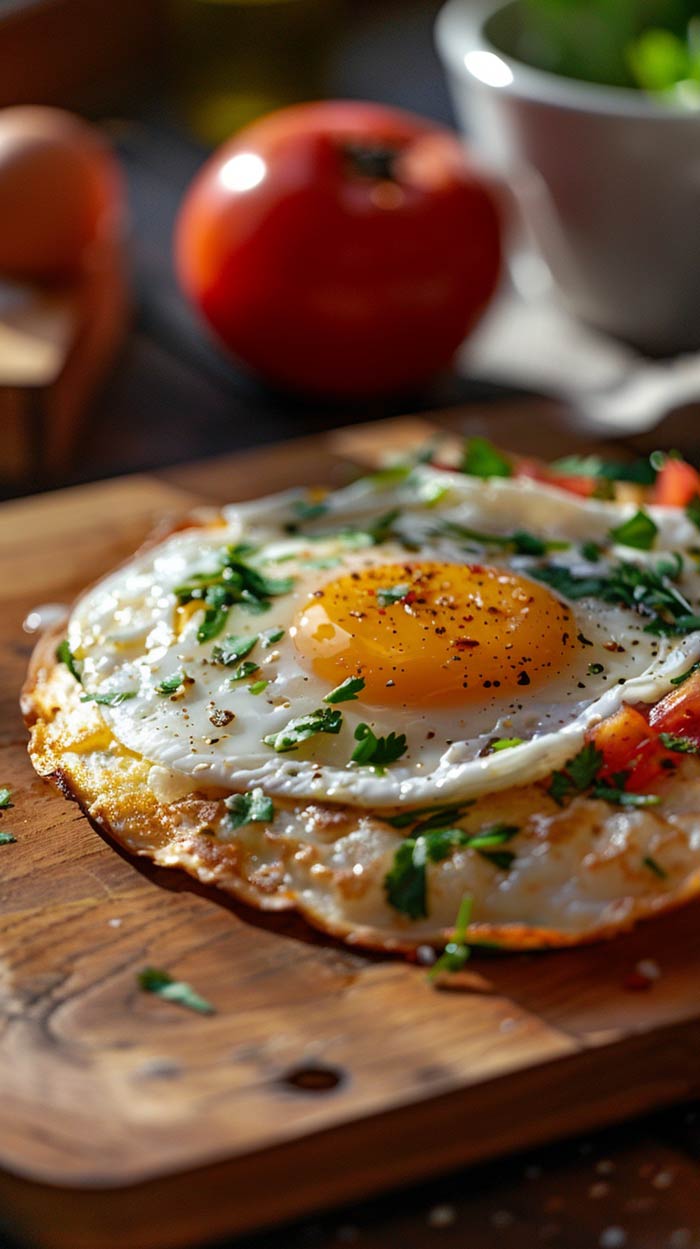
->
68, 467, 700, 811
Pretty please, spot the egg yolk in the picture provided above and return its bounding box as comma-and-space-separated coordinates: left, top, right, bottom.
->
293, 561, 577, 708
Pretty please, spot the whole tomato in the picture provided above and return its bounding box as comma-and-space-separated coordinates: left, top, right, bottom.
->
175, 101, 502, 398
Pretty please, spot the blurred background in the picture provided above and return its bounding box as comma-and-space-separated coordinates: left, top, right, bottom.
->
1, 0, 699, 500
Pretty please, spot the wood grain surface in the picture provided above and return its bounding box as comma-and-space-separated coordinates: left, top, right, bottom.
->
2, 409, 699, 1249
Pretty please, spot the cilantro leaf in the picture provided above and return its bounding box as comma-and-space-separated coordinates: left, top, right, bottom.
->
386, 802, 474, 831
581, 541, 602, 562
0, 832, 16, 845
225, 787, 274, 829
658, 732, 700, 754
249, 680, 269, 695
324, 676, 365, 704
551, 455, 657, 485
212, 634, 258, 666
643, 855, 668, 880
0, 787, 12, 809
384, 838, 429, 919
376, 583, 411, 606
460, 437, 512, 479
292, 499, 328, 523
489, 737, 524, 752
365, 508, 401, 545
175, 548, 294, 641
56, 639, 82, 683
548, 742, 603, 804
429, 894, 473, 982
137, 968, 215, 1015
609, 510, 658, 551
351, 724, 407, 767
437, 520, 565, 556
533, 556, 698, 637
80, 691, 137, 707
384, 824, 519, 919
156, 670, 188, 695
263, 707, 342, 753
643, 614, 700, 636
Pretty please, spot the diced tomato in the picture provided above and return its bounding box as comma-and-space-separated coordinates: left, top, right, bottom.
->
515, 457, 597, 499
651, 459, 700, 507
649, 670, 700, 741
588, 704, 677, 791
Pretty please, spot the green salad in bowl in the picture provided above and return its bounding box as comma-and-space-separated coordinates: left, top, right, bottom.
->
515, 0, 700, 105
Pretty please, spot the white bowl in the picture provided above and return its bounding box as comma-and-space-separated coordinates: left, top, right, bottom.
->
436, 0, 700, 355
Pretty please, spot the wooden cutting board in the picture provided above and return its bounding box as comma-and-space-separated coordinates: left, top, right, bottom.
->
3, 408, 700, 1249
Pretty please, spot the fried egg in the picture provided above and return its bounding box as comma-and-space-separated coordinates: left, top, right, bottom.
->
65, 466, 700, 812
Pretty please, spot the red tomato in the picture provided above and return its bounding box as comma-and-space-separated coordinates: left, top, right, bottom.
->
649, 671, 700, 741
589, 704, 678, 791
175, 101, 502, 397
0, 107, 122, 280
515, 458, 597, 499
651, 459, 700, 507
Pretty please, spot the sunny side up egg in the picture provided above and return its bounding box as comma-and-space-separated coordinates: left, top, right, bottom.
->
67, 466, 700, 812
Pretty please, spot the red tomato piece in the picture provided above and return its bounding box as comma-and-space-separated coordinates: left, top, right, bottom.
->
588, 705, 676, 791
649, 671, 700, 741
651, 459, 700, 507
175, 100, 502, 398
515, 458, 596, 499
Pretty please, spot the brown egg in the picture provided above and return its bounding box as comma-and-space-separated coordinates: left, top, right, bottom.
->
0, 106, 123, 280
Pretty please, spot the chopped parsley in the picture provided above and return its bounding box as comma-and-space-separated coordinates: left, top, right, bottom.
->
384, 824, 519, 919
365, 508, 402, 545
609, 510, 658, 551
249, 680, 269, 695
292, 498, 328, 523
658, 732, 700, 754
386, 802, 474, 831
263, 707, 342, 753
174, 546, 294, 642
212, 634, 258, 665
0, 832, 16, 845
137, 968, 215, 1015
156, 670, 188, 695
324, 676, 365, 704
351, 724, 407, 767
549, 742, 604, 805
80, 691, 137, 707
228, 660, 260, 682
460, 437, 512, 479
225, 787, 274, 829
581, 541, 602, 562
260, 627, 284, 647
670, 660, 700, 686
643, 854, 668, 880
532, 555, 699, 637
0, 787, 12, 810
55, 639, 82, 683
551, 454, 657, 486
592, 785, 661, 808
376, 582, 411, 606
437, 520, 567, 557
489, 737, 524, 752
429, 895, 473, 982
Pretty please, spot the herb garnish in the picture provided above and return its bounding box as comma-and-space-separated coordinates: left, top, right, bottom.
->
292, 499, 329, 523
460, 437, 512, 479
686, 495, 700, 532
581, 541, 602, 562
386, 802, 474, 831
489, 737, 524, 752
229, 660, 260, 682
437, 520, 567, 557
324, 676, 365, 704
351, 724, 407, 767
80, 691, 137, 707
551, 454, 657, 486
137, 968, 215, 1015
533, 555, 699, 636
670, 660, 700, 686
56, 639, 82, 683
0, 787, 12, 809
156, 670, 188, 695
225, 787, 274, 829
174, 546, 293, 642
249, 680, 269, 695
384, 824, 519, 919
548, 742, 604, 805
212, 634, 258, 665
263, 707, 342, 752
428, 895, 473, 982
592, 785, 661, 807
0, 832, 16, 845
609, 510, 658, 551
643, 855, 668, 880
658, 732, 700, 754
376, 583, 411, 606
260, 627, 284, 647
